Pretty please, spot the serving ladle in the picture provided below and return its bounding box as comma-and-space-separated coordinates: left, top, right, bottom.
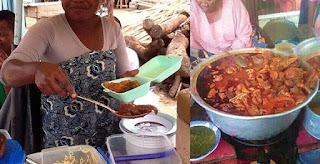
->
224, 51, 249, 68
77, 95, 151, 119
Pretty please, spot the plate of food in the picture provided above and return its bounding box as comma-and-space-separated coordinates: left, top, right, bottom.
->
102, 76, 151, 102
102, 55, 182, 102
190, 121, 221, 162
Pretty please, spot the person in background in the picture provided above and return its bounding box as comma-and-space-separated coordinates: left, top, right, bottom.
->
298, 0, 320, 40
274, 0, 301, 13
308, 0, 320, 35
0, 0, 136, 151
0, 10, 14, 103
0, 10, 14, 58
190, 0, 252, 56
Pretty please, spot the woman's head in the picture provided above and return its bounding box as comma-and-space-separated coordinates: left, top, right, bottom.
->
196, 0, 221, 13
62, 0, 114, 21
0, 10, 14, 55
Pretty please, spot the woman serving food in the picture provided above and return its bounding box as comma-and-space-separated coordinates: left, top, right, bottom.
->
1, 0, 136, 150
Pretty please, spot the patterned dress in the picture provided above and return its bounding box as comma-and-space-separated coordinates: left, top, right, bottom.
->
41, 51, 121, 151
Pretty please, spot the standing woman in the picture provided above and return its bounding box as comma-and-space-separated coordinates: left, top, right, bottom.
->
1, 0, 134, 150
190, 0, 252, 56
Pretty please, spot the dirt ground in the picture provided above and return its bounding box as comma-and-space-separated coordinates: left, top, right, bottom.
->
114, 9, 179, 118
153, 88, 178, 118
114, 9, 150, 27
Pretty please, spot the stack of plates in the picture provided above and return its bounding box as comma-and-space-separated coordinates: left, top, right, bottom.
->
119, 112, 177, 146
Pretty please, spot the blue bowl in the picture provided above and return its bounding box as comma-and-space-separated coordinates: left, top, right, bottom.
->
303, 91, 320, 140
298, 148, 320, 164
190, 121, 221, 162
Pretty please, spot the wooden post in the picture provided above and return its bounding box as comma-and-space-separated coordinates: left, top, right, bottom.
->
14, 0, 23, 46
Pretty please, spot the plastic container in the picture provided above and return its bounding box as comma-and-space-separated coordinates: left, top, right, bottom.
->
0, 139, 25, 164
27, 145, 106, 164
106, 134, 181, 164
102, 55, 182, 102
102, 76, 151, 103
136, 55, 183, 82
119, 112, 177, 146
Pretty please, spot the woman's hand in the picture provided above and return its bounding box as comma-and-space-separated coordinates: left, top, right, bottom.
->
121, 69, 139, 78
34, 62, 77, 98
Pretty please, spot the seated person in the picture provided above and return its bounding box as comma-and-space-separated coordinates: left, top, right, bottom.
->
190, 0, 252, 56
0, 10, 14, 104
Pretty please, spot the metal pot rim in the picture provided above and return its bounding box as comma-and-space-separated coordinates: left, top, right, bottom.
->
191, 48, 319, 120
305, 90, 320, 119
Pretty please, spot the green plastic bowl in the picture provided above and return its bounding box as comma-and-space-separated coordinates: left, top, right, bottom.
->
101, 76, 151, 102
136, 55, 183, 82
102, 55, 182, 102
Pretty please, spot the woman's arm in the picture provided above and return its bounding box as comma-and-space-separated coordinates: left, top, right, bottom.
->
231, 0, 253, 50
0, 18, 76, 97
2, 60, 37, 87
190, 9, 204, 51
1, 18, 51, 85
190, 31, 204, 51
2, 60, 76, 97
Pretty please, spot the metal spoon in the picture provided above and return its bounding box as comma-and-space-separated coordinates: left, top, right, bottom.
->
77, 95, 151, 119
234, 55, 249, 68
224, 51, 249, 68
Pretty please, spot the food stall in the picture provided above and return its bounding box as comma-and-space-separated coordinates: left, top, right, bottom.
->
0, 0, 190, 163
190, 0, 320, 163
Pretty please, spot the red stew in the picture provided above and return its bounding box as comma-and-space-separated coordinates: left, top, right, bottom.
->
117, 103, 158, 116
197, 52, 318, 116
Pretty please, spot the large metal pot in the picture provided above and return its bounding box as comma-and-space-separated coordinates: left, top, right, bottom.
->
191, 48, 319, 140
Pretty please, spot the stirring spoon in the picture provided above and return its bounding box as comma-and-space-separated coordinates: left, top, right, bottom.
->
224, 51, 249, 68
77, 95, 151, 119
